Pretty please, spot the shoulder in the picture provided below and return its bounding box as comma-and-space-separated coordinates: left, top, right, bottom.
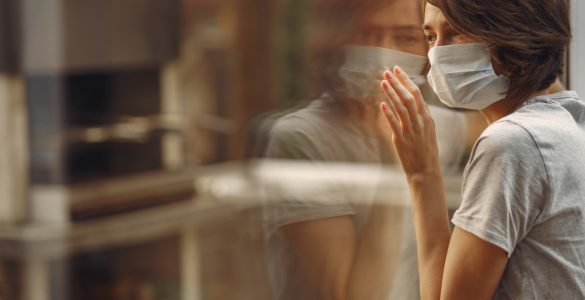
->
463, 119, 549, 204
471, 120, 540, 161
499, 91, 585, 141
464, 119, 549, 192
272, 112, 317, 137
266, 102, 337, 160
269, 109, 326, 147
456, 121, 550, 254
272, 98, 337, 134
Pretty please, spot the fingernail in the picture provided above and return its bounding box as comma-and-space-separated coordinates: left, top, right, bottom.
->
381, 102, 389, 112
383, 80, 391, 91
394, 66, 402, 74
384, 70, 392, 81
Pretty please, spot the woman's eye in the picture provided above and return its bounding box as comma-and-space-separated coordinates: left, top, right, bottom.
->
395, 34, 419, 45
374, 32, 385, 43
424, 34, 436, 44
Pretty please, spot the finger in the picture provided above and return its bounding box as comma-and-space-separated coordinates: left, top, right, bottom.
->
393, 66, 432, 119
381, 79, 412, 133
380, 101, 403, 140
385, 69, 419, 117
393, 66, 435, 128
384, 70, 420, 132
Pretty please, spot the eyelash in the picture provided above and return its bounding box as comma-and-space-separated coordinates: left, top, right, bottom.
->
425, 34, 437, 44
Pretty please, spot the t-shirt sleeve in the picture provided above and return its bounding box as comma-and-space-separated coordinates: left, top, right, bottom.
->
265, 116, 325, 161
263, 115, 356, 230
451, 121, 548, 256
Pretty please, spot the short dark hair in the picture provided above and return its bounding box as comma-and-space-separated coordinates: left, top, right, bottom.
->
426, 0, 571, 104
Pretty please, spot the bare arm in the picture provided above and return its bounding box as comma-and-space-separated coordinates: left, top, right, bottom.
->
282, 204, 405, 300
379, 66, 507, 299
441, 228, 508, 299
282, 216, 356, 300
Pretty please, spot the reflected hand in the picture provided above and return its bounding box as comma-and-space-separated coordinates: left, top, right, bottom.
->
379, 66, 441, 181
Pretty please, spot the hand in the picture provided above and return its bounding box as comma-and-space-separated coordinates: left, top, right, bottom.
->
379, 66, 441, 181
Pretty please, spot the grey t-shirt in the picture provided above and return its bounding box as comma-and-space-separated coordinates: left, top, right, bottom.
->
264, 96, 468, 300
452, 91, 585, 299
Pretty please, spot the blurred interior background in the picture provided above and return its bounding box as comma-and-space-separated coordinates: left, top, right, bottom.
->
0, 0, 583, 299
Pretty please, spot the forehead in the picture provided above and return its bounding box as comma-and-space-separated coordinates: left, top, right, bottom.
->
423, 3, 449, 30
365, 0, 422, 29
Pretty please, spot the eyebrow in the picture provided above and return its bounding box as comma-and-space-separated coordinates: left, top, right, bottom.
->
423, 21, 455, 33
363, 24, 423, 32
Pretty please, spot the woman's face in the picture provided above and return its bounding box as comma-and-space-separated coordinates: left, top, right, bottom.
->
422, 3, 506, 75
350, 0, 427, 56
422, 3, 477, 49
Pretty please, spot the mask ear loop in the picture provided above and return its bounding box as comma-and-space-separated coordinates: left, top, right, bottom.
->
492, 47, 514, 77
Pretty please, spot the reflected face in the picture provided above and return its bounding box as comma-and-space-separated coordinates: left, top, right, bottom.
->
422, 3, 478, 48
351, 0, 427, 56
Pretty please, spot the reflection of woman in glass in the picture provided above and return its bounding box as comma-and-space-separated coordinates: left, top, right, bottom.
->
380, 0, 585, 298
264, 0, 473, 299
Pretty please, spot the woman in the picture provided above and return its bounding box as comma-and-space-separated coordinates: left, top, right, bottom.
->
379, 0, 585, 299
263, 0, 477, 299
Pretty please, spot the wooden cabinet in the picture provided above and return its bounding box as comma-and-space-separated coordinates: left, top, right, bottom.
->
20, 0, 179, 73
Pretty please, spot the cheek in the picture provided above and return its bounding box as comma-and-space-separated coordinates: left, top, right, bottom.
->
433, 33, 453, 47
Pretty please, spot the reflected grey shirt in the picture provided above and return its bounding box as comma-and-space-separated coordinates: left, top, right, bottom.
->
264, 96, 468, 300
452, 91, 585, 299
264, 98, 387, 300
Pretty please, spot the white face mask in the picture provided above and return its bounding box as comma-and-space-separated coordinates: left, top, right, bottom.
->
427, 43, 510, 110
338, 46, 427, 102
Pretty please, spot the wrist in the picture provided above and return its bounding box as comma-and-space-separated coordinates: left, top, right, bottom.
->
407, 169, 443, 188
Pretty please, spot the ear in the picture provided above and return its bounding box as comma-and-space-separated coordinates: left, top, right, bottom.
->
490, 47, 512, 77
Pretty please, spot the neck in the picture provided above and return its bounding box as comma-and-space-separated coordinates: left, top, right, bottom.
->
341, 98, 383, 137
346, 98, 366, 121
480, 90, 549, 124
